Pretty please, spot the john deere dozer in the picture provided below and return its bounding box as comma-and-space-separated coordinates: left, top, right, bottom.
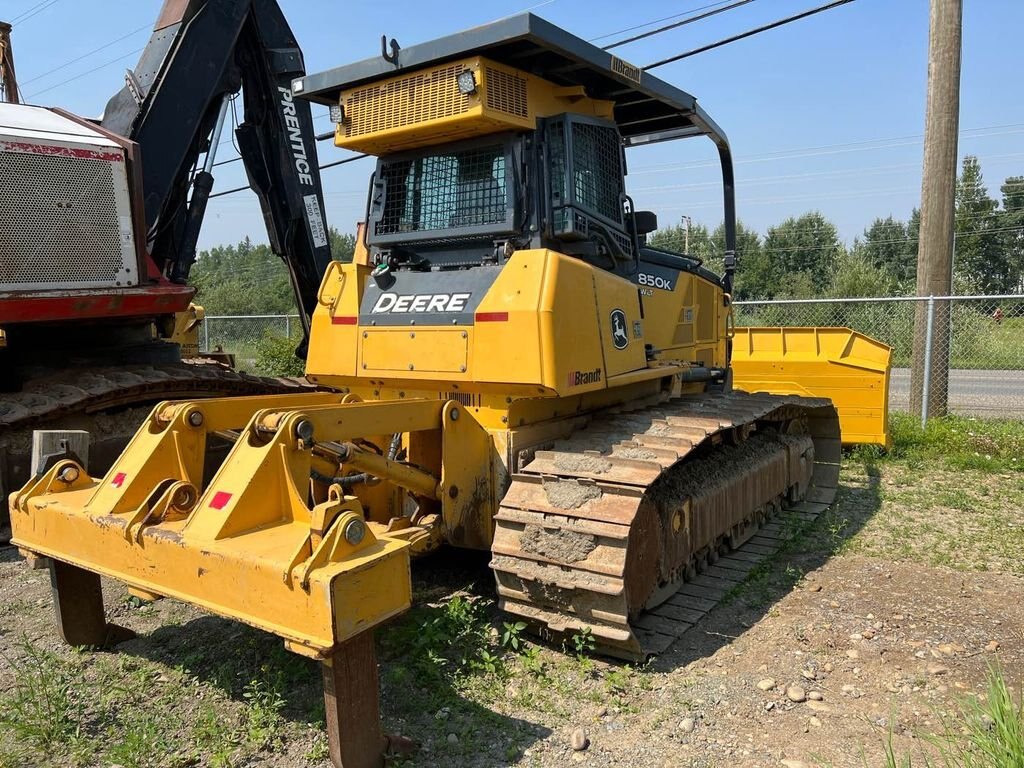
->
9, 14, 889, 767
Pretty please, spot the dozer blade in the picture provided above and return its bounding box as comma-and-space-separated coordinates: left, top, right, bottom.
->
731, 326, 892, 448
8, 392, 424, 659
490, 391, 840, 660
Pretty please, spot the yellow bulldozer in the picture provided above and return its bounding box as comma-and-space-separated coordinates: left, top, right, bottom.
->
8, 14, 889, 767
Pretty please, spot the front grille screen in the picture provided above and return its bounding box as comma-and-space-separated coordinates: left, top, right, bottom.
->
0, 149, 129, 286
375, 144, 508, 236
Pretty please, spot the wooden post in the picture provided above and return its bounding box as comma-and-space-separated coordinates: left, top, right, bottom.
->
910, 0, 962, 419
0, 21, 18, 104
322, 630, 387, 768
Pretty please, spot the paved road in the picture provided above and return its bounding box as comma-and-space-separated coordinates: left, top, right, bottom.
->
889, 367, 1024, 416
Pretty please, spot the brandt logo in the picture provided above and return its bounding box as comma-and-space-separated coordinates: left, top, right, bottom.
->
568, 368, 602, 387
610, 308, 629, 350
371, 292, 471, 314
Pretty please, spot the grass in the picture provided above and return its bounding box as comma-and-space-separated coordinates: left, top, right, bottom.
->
876, 665, 1024, 768
834, 413, 1024, 574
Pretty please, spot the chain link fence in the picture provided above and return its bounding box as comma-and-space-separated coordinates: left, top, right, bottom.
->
201, 314, 302, 373
734, 295, 1024, 418
203, 294, 1024, 417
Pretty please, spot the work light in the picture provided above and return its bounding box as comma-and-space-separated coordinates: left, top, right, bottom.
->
330, 103, 344, 123
456, 69, 477, 94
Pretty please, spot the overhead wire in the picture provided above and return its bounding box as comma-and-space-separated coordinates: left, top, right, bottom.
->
589, 1, 736, 42
10, 0, 64, 26
603, 0, 758, 51
20, 23, 150, 86
25, 46, 145, 98
644, 0, 858, 70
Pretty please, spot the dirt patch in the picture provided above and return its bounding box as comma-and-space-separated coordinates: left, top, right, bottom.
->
612, 447, 659, 461
518, 525, 597, 564
553, 453, 612, 474
542, 478, 602, 509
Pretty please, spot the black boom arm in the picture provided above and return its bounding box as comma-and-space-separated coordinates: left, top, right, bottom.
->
101, 0, 332, 336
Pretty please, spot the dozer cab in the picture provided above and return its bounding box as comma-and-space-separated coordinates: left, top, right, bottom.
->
9, 14, 885, 767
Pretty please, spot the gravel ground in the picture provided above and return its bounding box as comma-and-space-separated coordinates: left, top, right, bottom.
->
1, 457, 1022, 768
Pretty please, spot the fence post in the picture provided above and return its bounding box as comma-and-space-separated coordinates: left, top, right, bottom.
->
285, 315, 291, 340
921, 295, 936, 427
203, 319, 210, 354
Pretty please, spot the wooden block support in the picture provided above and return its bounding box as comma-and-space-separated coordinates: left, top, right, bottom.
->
322, 630, 387, 768
31, 430, 90, 475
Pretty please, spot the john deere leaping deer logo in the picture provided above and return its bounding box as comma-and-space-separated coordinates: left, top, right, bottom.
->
610, 308, 629, 350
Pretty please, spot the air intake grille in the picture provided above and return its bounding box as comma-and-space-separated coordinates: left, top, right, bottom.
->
344, 64, 469, 138
485, 67, 528, 118
0, 149, 132, 287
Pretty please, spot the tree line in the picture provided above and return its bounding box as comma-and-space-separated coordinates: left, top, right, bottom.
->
648, 156, 1023, 300
190, 155, 1022, 316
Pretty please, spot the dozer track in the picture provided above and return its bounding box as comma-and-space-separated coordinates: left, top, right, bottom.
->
491, 391, 840, 660
0, 360, 311, 542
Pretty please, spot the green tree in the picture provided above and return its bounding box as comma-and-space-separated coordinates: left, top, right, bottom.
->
648, 220, 714, 262
827, 250, 896, 298
191, 227, 357, 315
954, 156, 1006, 293
856, 215, 917, 288
330, 230, 357, 263
648, 219, 766, 297
762, 212, 844, 296
999, 176, 1024, 293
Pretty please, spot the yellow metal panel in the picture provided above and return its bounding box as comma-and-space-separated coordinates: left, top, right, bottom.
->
334, 56, 615, 155
440, 401, 495, 550
731, 326, 892, 447
307, 262, 370, 381
591, 266, 647, 378
361, 329, 469, 375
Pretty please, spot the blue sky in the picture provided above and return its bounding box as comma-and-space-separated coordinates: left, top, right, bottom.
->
7, 0, 1023, 250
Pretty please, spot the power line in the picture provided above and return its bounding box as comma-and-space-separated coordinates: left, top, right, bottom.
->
25, 46, 145, 98
591, 1, 736, 42
644, 0, 858, 71
20, 23, 150, 86
628, 124, 1024, 175
604, 0, 758, 51
208, 153, 370, 200
11, 0, 64, 27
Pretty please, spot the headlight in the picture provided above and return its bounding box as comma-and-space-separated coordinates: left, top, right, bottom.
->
456, 70, 477, 95
330, 103, 344, 124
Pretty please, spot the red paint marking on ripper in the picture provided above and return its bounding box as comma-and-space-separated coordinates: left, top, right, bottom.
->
210, 491, 233, 510
111, 472, 127, 488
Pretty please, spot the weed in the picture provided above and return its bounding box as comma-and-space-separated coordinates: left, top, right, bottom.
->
106, 713, 175, 768
0, 639, 86, 751
569, 627, 595, 659
872, 665, 1024, 767
242, 671, 286, 751
501, 621, 528, 653
304, 732, 331, 763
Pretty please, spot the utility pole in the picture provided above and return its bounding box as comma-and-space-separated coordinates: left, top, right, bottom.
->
910, 0, 961, 421
0, 21, 18, 104
681, 215, 692, 253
